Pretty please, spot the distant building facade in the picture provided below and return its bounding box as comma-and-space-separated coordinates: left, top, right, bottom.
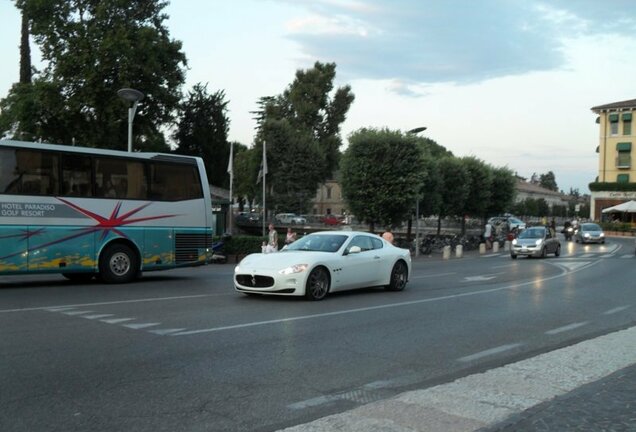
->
590, 98, 636, 220
514, 179, 569, 208
311, 173, 346, 216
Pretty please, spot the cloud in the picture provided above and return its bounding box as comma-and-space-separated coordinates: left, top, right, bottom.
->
278, 0, 636, 88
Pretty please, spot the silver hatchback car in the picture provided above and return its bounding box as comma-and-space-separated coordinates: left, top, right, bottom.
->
511, 226, 561, 259
574, 223, 605, 244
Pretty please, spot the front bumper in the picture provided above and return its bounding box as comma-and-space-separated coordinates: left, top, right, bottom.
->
234, 272, 305, 296
511, 244, 543, 257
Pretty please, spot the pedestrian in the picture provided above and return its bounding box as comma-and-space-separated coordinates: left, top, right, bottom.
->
268, 223, 279, 252
285, 227, 297, 245
484, 222, 493, 249
382, 230, 394, 244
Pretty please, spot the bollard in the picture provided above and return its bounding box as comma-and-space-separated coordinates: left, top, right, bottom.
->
493, 242, 499, 253
504, 240, 511, 251
455, 244, 463, 258
442, 245, 451, 260
479, 243, 486, 254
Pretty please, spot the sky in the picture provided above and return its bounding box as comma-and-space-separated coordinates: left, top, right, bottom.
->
1, 0, 635, 194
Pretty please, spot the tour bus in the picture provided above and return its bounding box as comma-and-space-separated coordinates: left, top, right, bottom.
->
0, 140, 213, 283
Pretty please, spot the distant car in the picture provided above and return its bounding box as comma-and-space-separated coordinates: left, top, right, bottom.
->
575, 223, 605, 244
489, 216, 526, 231
234, 231, 411, 300
235, 212, 261, 225
322, 214, 340, 225
275, 213, 306, 225
511, 226, 561, 259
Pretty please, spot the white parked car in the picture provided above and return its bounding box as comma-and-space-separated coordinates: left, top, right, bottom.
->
275, 213, 307, 225
234, 231, 412, 300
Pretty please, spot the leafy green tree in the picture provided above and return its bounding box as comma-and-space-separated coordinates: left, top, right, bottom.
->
173, 84, 230, 187
486, 166, 517, 216
458, 156, 492, 232
435, 157, 470, 234
540, 171, 558, 191
253, 61, 354, 211
341, 128, 425, 232
2, 0, 186, 151
537, 198, 550, 216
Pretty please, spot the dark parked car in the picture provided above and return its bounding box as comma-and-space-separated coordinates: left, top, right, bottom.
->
235, 212, 261, 225
511, 226, 561, 259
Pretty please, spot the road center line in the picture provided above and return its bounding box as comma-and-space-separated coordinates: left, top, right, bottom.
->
174, 267, 579, 336
411, 272, 455, 279
603, 305, 631, 315
458, 343, 523, 362
545, 321, 589, 335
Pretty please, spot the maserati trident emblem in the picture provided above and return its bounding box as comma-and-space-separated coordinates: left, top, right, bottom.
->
251, 276, 257, 286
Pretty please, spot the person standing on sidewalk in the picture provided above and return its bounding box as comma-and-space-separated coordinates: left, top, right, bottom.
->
484, 222, 493, 249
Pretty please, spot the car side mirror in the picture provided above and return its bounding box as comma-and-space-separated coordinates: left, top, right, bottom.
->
347, 245, 362, 255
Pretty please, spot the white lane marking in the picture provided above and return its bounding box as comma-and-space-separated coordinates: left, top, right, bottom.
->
601, 254, 614, 258
545, 321, 589, 335
45, 307, 75, 312
62, 310, 93, 316
411, 272, 456, 279
149, 328, 186, 335
82, 314, 114, 320
458, 343, 523, 363
122, 323, 160, 330
551, 261, 592, 272
491, 264, 517, 269
621, 254, 634, 259
463, 275, 497, 282
174, 267, 582, 336
603, 305, 631, 315
288, 395, 339, 410
579, 253, 595, 258
0, 294, 218, 314
481, 254, 502, 258
101, 318, 135, 324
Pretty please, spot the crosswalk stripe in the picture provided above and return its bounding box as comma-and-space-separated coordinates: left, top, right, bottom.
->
123, 323, 160, 329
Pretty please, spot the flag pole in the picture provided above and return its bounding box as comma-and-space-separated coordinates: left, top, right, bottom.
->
262, 140, 267, 237
227, 141, 234, 234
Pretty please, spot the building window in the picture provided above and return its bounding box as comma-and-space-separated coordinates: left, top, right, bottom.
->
623, 113, 632, 135
616, 142, 632, 168
617, 174, 630, 183
609, 113, 619, 135
326, 186, 332, 199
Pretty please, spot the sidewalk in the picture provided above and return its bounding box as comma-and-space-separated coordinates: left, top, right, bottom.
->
279, 326, 636, 432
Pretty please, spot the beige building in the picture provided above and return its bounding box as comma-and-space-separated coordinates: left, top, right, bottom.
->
311, 174, 346, 216
514, 179, 569, 208
590, 98, 636, 220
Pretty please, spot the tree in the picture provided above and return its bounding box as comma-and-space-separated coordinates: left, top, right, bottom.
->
173, 84, 230, 187
540, 171, 558, 191
435, 157, 470, 234
253, 61, 354, 211
2, 0, 187, 151
458, 156, 492, 233
341, 128, 425, 232
486, 166, 517, 216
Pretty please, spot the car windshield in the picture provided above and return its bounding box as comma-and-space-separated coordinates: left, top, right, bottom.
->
518, 227, 545, 239
582, 224, 601, 231
284, 234, 348, 252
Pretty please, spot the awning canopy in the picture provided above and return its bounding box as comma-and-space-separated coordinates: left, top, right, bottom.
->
601, 200, 636, 213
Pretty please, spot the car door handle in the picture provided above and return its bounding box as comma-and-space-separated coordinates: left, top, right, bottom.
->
374, 256, 381, 259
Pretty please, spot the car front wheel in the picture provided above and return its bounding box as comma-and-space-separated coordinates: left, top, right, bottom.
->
305, 267, 330, 301
554, 245, 561, 257
386, 261, 408, 291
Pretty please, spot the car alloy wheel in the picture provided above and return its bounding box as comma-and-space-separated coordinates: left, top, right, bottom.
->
305, 267, 330, 301
386, 261, 407, 291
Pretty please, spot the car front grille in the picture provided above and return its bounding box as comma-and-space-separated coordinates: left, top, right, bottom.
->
236, 274, 275, 288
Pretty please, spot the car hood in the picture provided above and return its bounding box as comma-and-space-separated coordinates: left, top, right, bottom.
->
237, 251, 336, 271
515, 238, 543, 247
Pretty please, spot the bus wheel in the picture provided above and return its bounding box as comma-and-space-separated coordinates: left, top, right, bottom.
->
99, 244, 139, 284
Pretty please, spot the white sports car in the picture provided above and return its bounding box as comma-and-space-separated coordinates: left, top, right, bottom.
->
234, 231, 412, 300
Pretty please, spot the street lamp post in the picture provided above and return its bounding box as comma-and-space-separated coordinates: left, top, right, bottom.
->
407, 126, 427, 257
117, 88, 145, 152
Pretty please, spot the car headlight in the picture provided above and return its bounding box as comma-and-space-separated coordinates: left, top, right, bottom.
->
512, 239, 517, 245
535, 240, 543, 246
279, 264, 309, 275
584, 233, 590, 238
600, 233, 605, 237
235, 265, 240, 273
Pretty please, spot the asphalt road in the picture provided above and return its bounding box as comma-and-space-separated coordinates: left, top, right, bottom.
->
1, 236, 635, 432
